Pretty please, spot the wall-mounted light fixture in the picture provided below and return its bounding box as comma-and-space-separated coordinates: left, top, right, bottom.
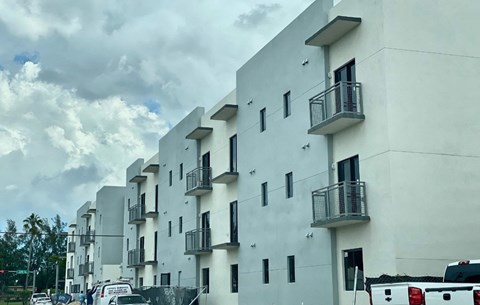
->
301, 143, 310, 150
185, 146, 189, 150
250, 243, 256, 248
247, 99, 253, 105
305, 232, 313, 238
302, 59, 309, 66
249, 169, 256, 175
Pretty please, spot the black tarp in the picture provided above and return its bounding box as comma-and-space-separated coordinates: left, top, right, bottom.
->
365, 274, 443, 292
134, 287, 199, 305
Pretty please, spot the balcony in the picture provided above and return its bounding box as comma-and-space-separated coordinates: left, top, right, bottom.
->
212, 171, 238, 184
311, 181, 369, 228
67, 241, 75, 253
308, 81, 364, 135
185, 167, 212, 196
128, 203, 146, 224
83, 262, 94, 275
80, 230, 95, 246
78, 264, 85, 276
128, 248, 156, 267
67, 268, 74, 279
185, 228, 212, 255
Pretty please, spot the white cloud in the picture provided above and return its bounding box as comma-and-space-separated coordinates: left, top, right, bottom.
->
0, 0, 315, 227
0, 62, 168, 225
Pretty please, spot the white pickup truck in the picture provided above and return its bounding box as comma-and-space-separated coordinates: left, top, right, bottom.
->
369, 260, 480, 305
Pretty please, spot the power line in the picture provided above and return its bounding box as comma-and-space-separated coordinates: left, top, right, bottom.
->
0, 232, 124, 238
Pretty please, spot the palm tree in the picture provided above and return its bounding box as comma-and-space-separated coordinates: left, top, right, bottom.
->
23, 213, 44, 291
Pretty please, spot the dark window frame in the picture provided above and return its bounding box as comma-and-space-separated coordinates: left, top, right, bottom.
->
286, 172, 293, 198
283, 91, 291, 118
261, 182, 268, 207
180, 163, 183, 180
179, 216, 183, 234
287, 255, 296, 283
231, 264, 238, 293
260, 108, 266, 132
344, 248, 364, 291
168, 221, 172, 237
263, 259, 269, 284
160, 273, 171, 286
202, 268, 210, 293
169, 170, 172, 186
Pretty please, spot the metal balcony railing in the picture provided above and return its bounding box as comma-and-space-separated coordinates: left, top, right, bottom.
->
127, 248, 145, 266
67, 241, 75, 252
309, 81, 364, 135
128, 203, 146, 224
78, 264, 85, 276
186, 167, 212, 195
185, 228, 211, 254
67, 268, 74, 279
312, 181, 369, 228
80, 230, 95, 245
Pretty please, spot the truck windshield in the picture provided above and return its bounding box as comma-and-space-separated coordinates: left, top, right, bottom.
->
444, 264, 480, 283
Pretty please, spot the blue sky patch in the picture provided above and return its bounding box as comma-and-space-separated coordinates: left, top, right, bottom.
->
13, 52, 39, 65
144, 99, 161, 114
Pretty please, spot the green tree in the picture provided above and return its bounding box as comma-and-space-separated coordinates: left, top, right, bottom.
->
0, 220, 24, 290
23, 213, 44, 291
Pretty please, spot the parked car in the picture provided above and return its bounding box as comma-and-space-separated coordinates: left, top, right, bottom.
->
30, 293, 49, 305
36, 297, 53, 305
93, 282, 133, 305
108, 295, 149, 305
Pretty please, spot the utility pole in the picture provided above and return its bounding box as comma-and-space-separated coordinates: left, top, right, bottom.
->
32, 270, 36, 293
55, 263, 59, 294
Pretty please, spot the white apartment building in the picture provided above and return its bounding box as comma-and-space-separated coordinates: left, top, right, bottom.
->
305, 0, 480, 304
126, 154, 160, 288
183, 90, 239, 305
66, 1, 480, 305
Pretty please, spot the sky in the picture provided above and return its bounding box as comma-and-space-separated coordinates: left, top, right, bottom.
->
0, 0, 316, 231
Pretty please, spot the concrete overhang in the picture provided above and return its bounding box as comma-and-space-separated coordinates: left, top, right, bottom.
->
185, 127, 213, 140
210, 104, 238, 121
305, 16, 361, 47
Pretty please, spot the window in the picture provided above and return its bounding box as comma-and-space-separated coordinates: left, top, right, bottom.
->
169, 170, 172, 186
155, 184, 159, 212
168, 221, 172, 237
231, 264, 238, 293
230, 135, 237, 172
126, 238, 129, 251
180, 163, 183, 180
97, 247, 100, 258
286, 172, 293, 198
140, 193, 146, 207
344, 248, 364, 290
263, 259, 269, 284
153, 275, 157, 286
202, 268, 210, 293
230, 201, 238, 243
154, 231, 158, 261
261, 182, 268, 206
161, 273, 171, 286
139, 277, 144, 287
260, 108, 266, 132
283, 91, 291, 117
127, 198, 130, 209
179, 216, 183, 234
287, 255, 295, 283
178, 271, 182, 286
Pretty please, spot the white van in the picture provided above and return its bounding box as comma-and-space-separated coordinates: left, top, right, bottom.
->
92, 282, 133, 305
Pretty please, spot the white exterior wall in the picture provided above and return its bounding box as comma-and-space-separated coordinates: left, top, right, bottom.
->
322, 0, 480, 304
199, 90, 238, 305
137, 153, 160, 287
